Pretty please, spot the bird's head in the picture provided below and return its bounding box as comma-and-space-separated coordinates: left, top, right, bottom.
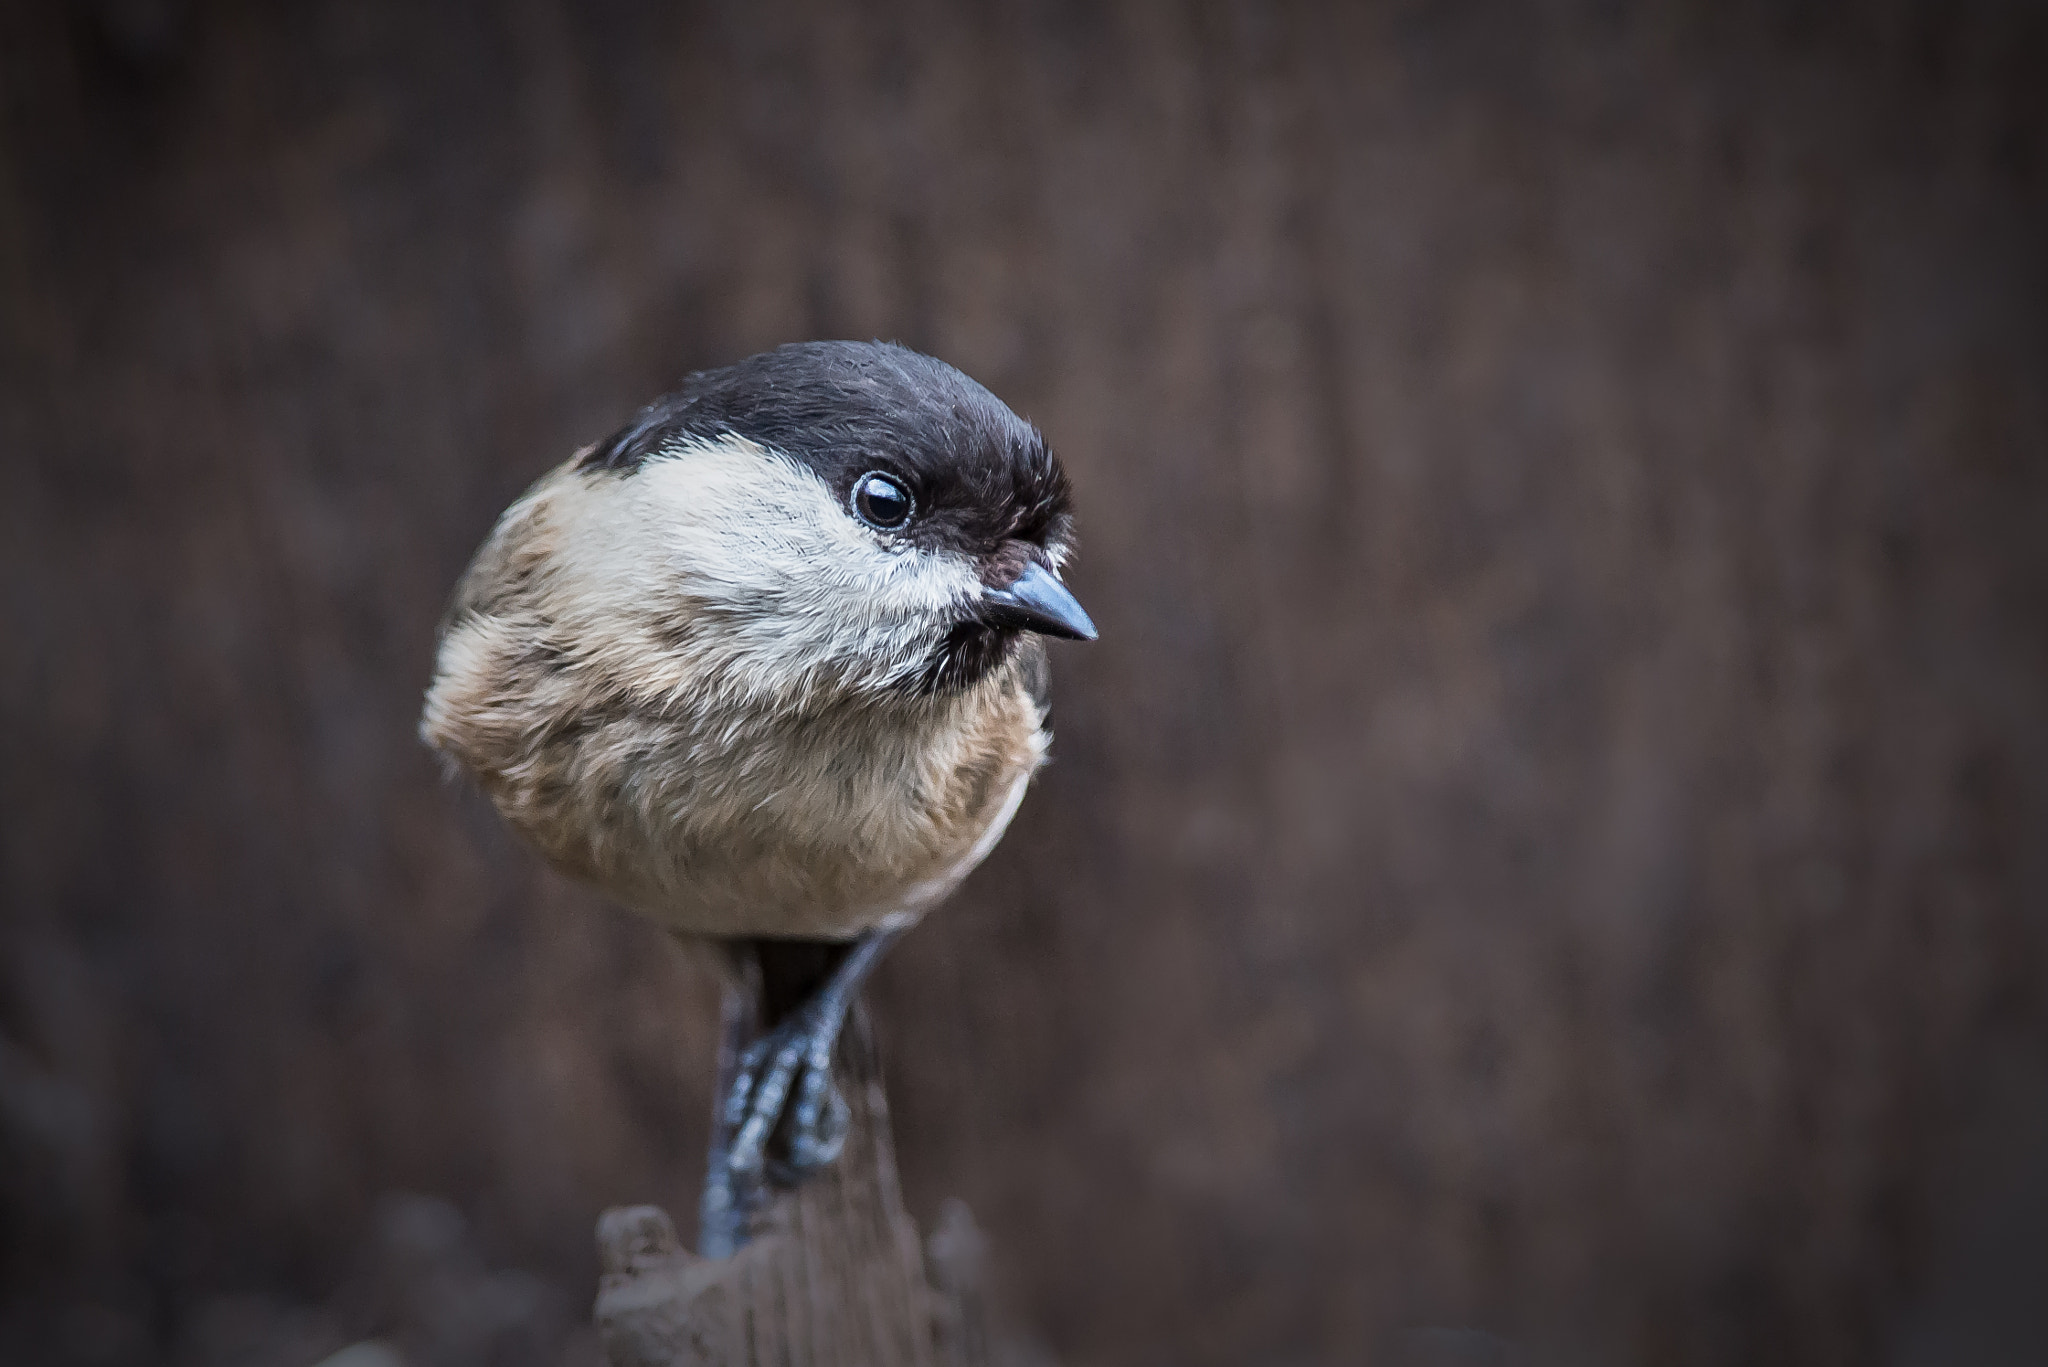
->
557, 341, 1094, 707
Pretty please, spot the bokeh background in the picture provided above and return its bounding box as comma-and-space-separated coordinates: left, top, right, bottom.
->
5, 1, 2046, 1364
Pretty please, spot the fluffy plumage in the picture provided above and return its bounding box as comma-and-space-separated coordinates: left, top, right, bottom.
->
419, 342, 1074, 941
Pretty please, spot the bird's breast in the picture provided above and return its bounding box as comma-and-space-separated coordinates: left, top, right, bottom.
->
448, 648, 1049, 941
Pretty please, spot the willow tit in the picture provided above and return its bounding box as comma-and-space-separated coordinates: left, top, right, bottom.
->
419, 341, 1093, 1252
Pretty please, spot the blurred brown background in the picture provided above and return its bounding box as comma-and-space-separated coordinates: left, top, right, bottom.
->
4, 1, 2046, 1364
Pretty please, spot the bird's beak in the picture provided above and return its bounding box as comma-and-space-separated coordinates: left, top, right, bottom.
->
982, 562, 1097, 641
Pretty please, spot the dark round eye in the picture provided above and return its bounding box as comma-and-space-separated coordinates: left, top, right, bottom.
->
851, 471, 914, 530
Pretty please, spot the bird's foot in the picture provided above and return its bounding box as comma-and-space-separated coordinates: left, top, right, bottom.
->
699, 929, 901, 1255
721, 999, 853, 1191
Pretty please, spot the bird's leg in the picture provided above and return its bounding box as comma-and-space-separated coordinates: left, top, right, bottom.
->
698, 972, 759, 1260
720, 927, 903, 1200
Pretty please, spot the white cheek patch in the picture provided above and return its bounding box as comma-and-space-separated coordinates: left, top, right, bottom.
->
548, 435, 982, 699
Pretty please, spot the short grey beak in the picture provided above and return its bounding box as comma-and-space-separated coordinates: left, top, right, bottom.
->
982, 562, 1097, 641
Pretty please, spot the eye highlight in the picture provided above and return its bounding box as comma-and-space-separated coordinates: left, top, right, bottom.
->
851, 471, 915, 530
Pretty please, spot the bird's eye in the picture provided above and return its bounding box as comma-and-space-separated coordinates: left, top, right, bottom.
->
851, 472, 914, 530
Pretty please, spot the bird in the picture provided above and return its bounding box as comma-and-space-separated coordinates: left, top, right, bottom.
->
418, 340, 1093, 1254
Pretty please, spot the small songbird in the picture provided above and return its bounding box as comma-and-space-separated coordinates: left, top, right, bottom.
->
419, 341, 1093, 1253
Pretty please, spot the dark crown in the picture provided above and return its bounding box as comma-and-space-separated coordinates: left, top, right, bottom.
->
584, 341, 1074, 562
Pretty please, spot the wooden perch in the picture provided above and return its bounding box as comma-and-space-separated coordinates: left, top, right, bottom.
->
594, 1005, 994, 1367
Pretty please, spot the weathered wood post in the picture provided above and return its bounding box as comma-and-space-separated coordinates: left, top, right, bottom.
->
593, 1005, 994, 1367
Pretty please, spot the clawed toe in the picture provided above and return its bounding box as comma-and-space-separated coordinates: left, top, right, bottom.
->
722, 1010, 849, 1189
777, 1057, 851, 1178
